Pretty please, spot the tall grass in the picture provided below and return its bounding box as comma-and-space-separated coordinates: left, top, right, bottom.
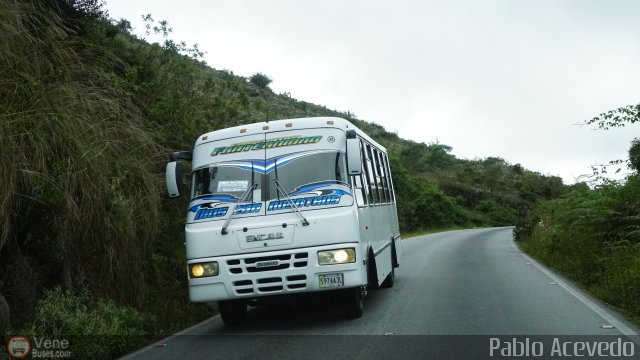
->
0, 0, 163, 310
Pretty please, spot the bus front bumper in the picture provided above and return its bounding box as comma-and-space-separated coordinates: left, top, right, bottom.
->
187, 243, 365, 302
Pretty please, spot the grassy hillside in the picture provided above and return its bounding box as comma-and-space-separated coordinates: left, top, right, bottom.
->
0, 1, 571, 357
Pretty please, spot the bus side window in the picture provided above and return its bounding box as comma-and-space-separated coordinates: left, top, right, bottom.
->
360, 141, 371, 206
360, 139, 371, 205
365, 144, 378, 205
374, 150, 387, 204
353, 174, 367, 207
383, 154, 395, 203
379, 152, 391, 203
355, 140, 368, 206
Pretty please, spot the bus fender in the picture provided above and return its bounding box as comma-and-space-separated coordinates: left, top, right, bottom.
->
391, 236, 399, 268
367, 247, 379, 288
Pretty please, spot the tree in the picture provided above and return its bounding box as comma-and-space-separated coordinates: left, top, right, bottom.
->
585, 103, 639, 130
249, 73, 272, 89
63, 0, 108, 18
584, 103, 640, 180
630, 138, 640, 173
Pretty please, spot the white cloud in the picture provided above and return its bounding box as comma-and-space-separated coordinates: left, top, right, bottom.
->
104, 0, 640, 183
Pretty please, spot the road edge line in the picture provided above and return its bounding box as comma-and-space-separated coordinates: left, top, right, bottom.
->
118, 315, 218, 360
512, 240, 638, 337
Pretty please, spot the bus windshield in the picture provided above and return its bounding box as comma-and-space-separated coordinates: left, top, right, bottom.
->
191, 151, 348, 202
266, 151, 347, 200
191, 165, 258, 201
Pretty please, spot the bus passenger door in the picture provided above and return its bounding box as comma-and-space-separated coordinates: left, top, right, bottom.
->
352, 139, 372, 278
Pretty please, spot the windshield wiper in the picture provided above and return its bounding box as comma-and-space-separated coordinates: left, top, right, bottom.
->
221, 183, 257, 235
221, 162, 257, 235
273, 158, 310, 226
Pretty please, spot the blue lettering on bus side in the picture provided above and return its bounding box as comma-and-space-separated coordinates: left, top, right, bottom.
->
234, 203, 262, 215
194, 207, 228, 220
192, 203, 263, 221
267, 195, 342, 212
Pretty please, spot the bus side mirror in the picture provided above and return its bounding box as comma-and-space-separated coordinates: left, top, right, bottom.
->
166, 161, 184, 198
346, 130, 362, 175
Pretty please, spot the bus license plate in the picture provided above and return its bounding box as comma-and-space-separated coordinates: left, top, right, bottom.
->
319, 273, 344, 288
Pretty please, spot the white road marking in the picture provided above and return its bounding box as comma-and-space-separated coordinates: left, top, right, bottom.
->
512, 240, 638, 337
119, 316, 218, 360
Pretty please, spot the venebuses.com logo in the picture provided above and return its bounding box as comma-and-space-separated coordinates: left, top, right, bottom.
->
6, 336, 31, 358
5, 335, 72, 359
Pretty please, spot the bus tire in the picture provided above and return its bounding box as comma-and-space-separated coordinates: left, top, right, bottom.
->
219, 300, 247, 326
343, 286, 364, 319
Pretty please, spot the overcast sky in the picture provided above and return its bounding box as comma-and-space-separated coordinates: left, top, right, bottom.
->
103, 0, 640, 184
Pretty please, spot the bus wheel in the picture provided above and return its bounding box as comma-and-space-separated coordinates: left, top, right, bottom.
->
343, 286, 365, 319
219, 300, 247, 326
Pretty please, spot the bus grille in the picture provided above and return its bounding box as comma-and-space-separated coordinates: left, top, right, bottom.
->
226, 252, 309, 274
232, 275, 308, 295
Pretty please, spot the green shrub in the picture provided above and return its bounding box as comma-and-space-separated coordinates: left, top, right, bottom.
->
33, 288, 156, 359
475, 199, 518, 226
249, 72, 272, 89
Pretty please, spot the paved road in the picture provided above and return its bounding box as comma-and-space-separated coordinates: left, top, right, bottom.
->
123, 228, 639, 360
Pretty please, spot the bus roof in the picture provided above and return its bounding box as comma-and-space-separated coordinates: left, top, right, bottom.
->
195, 117, 386, 152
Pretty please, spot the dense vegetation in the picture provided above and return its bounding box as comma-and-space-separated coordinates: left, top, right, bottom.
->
515, 106, 640, 322
1, 0, 572, 357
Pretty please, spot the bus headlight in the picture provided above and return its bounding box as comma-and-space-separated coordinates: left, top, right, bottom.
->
317, 248, 356, 265
189, 262, 219, 278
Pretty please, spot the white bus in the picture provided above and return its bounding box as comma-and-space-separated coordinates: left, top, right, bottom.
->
166, 117, 401, 325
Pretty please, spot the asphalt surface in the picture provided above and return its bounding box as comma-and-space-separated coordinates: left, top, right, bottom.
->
122, 227, 640, 360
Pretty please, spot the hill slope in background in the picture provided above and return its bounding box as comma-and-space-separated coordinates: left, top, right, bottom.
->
0, 1, 572, 357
